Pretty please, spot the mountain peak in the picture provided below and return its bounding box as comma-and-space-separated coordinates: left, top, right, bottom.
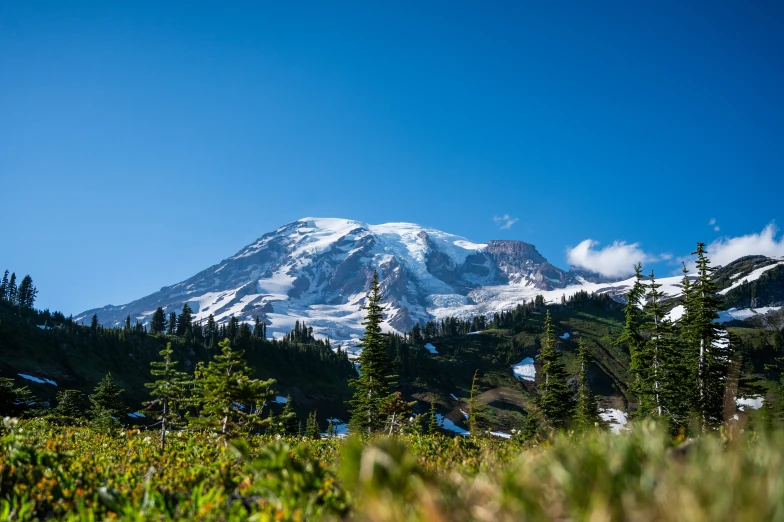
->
75, 218, 642, 345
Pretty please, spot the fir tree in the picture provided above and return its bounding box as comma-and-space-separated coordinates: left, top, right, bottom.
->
0, 270, 8, 301
125, 315, 131, 332
428, 399, 439, 434
167, 312, 177, 335
681, 243, 731, 429
144, 343, 190, 449
7, 273, 16, 305
190, 338, 276, 438
50, 390, 84, 423
150, 307, 167, 335
88, 373, 127, 423
574, 339, 601, 434
617, 263, 649, 414
253, 316, 264, 339
0, 378, 37, 417
305, 411, 321, 439
176, 303, 193, 336
90, 314, 99, 332
534, 310, 574, 429
277, 395, 298, 435
15, 275, 37, 309
348, 271, 396, 435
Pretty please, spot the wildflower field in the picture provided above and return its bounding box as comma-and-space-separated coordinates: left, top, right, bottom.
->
2, 418, 784, 521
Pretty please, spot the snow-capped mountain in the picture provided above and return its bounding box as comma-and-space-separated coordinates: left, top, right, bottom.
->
75, 218, 780, 344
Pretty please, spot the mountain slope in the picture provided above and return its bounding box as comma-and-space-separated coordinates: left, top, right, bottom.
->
76, 218, 783, 344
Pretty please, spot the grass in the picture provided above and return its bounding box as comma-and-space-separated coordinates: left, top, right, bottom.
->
3, 417, 784, 521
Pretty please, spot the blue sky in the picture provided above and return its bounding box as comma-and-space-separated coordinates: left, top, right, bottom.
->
1, 1, 783, 315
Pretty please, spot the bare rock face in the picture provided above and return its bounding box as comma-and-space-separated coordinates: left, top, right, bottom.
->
75, 218, 625, 343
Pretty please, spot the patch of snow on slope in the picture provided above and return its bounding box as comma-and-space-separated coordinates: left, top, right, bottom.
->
719, 262, 784, 295
424, 343, 438, 354
18, 374, 57, 386
666, 305, 685, 322
450, 393, 459, 401
436, 414, 469, 435
274, 396, 288, 404
599, 408, 628, 434
512, 357, 536, 382
736, 396, 764, 411
717, 306, 782, 323
560, 332, 570, 339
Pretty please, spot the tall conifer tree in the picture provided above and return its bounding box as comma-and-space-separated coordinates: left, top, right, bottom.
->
534, 310, 574, 429
144, 343, 190, 449
348, 271, 396, 435
190, 338, 276, 438
574, 339, 601, 434
617, 263, 649, 414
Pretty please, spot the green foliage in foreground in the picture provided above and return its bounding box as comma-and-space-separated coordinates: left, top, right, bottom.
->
2, 418, 784, 521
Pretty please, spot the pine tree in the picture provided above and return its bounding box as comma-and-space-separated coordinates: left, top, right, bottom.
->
253, 316, 264, 339
681, 243, 731, 430
88, 373, 128, 423
574, 339, 601, 434
125, 315, 132, 332
167, 312, 177, 335
535, 310, 574, 429
15, 275, 37, 309
326, 417, 335, 438
144, 343, 190, 449
7, 273, 17, 305
176, 303, 193, 336
150, 307, 167, 335
50, 390, 84, 423
278, 395, 298, 435
0, 378, 37, 417
617, 263, 649, 414
190, 338, 276, 438
305, 411, 321, 439
348, 271, 396, 435
0, 270, 8, 301
428, 399, 439, 434
90, 314, 99, 332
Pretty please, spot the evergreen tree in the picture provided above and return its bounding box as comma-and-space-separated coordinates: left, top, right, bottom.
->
167, 312, 177, 335
176, 303, 193, 336
90, 314, 99, 332
50, 390, 84, 423
348, 271, 396, 435
125, 315, 132, 332
144, 343, 190, 449
0, 270, 8, 301
190, 338, 276, 438
534, 310, 574, 429
428, 399, 439, 434
150, 307, 167, 335
0, 378, 37, 417
681, 243, 731, 429
253, 316, 265, 339
15, 275, 37, 309
326, 417, 335, 438
7, 273, 17, 305
88, 373, 128, 422
277, 395, 298, 435
574, 339, 601, 434
617, 263, 649, 414
305, 411, 321, 439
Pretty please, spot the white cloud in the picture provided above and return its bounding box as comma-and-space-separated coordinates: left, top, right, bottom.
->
493, 214, 519, 230
692, 222, 784, 267
709, 218, 717, 226
567, 240, 659, 278
714, 226, 721, 232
